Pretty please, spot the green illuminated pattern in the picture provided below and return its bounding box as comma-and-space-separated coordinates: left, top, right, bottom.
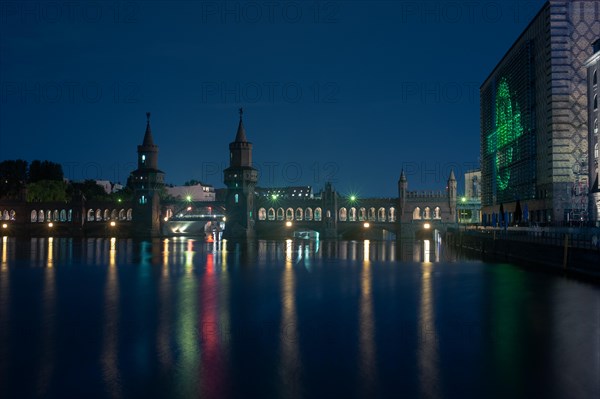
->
487, 78, 524, 191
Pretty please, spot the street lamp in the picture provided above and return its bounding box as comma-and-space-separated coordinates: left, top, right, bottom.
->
363, 222, 370, 228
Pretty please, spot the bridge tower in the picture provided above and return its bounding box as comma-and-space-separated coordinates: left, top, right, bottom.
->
398, 169, 407, 219
448, 169, 457, 222
321, 182, 338, 238
130, 112, 165, 237
223, 108, 258, 239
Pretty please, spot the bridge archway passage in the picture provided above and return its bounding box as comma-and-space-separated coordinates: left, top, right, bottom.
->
258, 207, 267, 221
268, 208, 275, 221
2, 210, 8, 220
277, 208, 284, 221
104, 209, 110, 221
9, 210, 15, 220
31, 210, 37, 222
119, 209, 126, 220
96, 209, 102, 221
304, 208, 313, 221
349, 207, 356, 222
339, 207, 347, 222
434, 207, 441, 219
53, 210, 59, 221
68, 209, 72, 221
368, 207, 376, 221
378, 207, 386, 222
359, 207, 366, 221
87, 209, 94, 221
413, 207, 421, 220
46, 210, 52, 222
295, 208, 303, 221
388, 207, 396, 222
424, 207, 431, 219
60, 209, 67, 222
127, 208, 133, 221
286, 208, 294, 221
38, 210, 45, 222
314, 208, 322, 221
111, 209, 118, 220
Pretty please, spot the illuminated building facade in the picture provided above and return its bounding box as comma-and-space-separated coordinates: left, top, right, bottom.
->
481, 1, 599, 224
586, 39, 600, 225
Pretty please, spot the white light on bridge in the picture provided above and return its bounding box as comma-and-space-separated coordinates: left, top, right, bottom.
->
286, 221, 293, 227
110, 221, 116, 227
1, 224, 6, 229
48, 223, 54, 228
424, 223, 431, 229
363, 222, 370, 228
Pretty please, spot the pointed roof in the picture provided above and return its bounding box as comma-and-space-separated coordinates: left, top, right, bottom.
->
142, 112, 155, 146
449, 169, 456, 181
399, 169, 406, 181
234, 107, 247, 142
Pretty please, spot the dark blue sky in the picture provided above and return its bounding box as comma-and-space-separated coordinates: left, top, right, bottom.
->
0, 0, 545, 196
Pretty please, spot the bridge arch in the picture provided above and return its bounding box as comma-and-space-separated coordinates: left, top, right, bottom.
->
434, 206, 441, 219
349, 207, 356, 222
38, 210, 45, 222
258, 207, 267, 221
87, 209, 95, 221
103, 209, 110, 221
304, 207, 313, 221
339, 207, 347, 222
424, 207, 431, 219
95, 209, 102, 221
60, 209, 67, 222
368, 207, 376, 221
413, 207, 421, 220
119, 209, 126, 220
268, 208, 275, 221
359, 207, 366, 221
277, 208, 284, 221
111, 209, 118, 220
2, 210, 8, 220
127, 208, 133, 221
31, 210, 37, 223
9, 210, 15, 220
314, 207, 322, 221
378, 207, 386, 222
286, 208, 294, 221
295, 208, 303, 221
388, 207, 396, 222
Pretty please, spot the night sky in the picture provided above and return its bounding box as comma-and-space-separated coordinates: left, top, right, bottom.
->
0, 0, 545, 197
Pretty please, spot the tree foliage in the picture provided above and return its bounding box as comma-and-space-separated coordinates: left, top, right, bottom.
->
0, 159, 28, 199
28, 160, 64, 183
26, 180, 68, 202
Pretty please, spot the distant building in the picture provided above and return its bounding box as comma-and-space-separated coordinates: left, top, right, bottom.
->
255, 186, 313, 199
167, 183, 215, 201
480, 1, 599, 224
458, 170, 481, 224
94, 180, 123, 194
586, 39, 600, 226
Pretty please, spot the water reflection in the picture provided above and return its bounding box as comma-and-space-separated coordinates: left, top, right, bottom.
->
359, 240, 377, 395
280, 239, 301, 398
0, 237, 597, 399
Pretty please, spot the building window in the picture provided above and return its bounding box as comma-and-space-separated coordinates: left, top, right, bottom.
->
142, 154, 146, 165
594, 119, 598, 134
235, 194, 239, 204
594, 69, 597, 86
595, 143, 599, 160
594, 94, 597, 111
140, 195, 146, 204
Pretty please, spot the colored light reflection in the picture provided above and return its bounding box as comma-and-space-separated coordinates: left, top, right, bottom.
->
359, 239, 377, 394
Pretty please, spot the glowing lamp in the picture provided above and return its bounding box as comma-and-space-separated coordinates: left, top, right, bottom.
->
350, 195, 356, 201
285, 221, 292, 227
186, 195, 192, 202
110, 221, 116, 227
1, 224, 7, 229
424, 223, 431, 229
48, 223, 54, 228
363, 222, 370, 228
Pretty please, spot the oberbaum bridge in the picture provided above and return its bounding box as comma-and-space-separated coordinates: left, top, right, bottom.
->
0, 112, 459, 241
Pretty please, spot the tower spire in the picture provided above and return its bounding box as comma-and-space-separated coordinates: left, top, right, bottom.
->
142, 111, 155, 146
235, 107, 247, 142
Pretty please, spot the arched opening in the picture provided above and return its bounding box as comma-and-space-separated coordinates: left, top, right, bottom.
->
2, 210, 8, 220
68, 209, 72, 222
119, 209, 126, 220
595, 142, 599, 159
434, 206, 441, 219
286, 208, 294, 221
268, 208, 275, 221
39, 210, 45, 223
304, 208, 313, 221
339, 207, 347, 222
9, 210, 15, 221
368, 207, 376, 221
87, 209, 94, 221
53, 210, 59, 221
277, 208, 284, 221
359, 207, 366, 221
594, 94, 597, 110
295, 208, 303, 221
413, 207, 421, 220
127, 209, 133, 221
96, 209, 102, 221
258, 207, 267, 221
104, 209, 110, 221
314, 207, 322, 221
378, 207, 386, 222
46, 210, 51, 222
349, 207, 356, 222
31, 210, 37, 223
424, 207, 431, 219
60, 209, 67, 222
594, 69, 597, 85
111, 209, 118, 220
388, 207, 396, 222
595, 118, 598, 134
326, 210, 331, 219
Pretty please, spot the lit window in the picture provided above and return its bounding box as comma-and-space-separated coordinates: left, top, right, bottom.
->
235, 194, 239, 204
142, 154, 146, 165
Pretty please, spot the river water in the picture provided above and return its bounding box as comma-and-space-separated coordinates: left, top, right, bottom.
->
0, 237, 598, 399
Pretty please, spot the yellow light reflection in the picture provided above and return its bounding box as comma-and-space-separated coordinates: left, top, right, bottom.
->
418, 263, 439, 398
47, 237, 54, 268
423, 239, 430, 264
359, 239, 377, 394
163, 239, 170, 271
102, 237, 121, 397
185, 239, 194, 271
280, 239, 301, 397
1, 236, 7, 270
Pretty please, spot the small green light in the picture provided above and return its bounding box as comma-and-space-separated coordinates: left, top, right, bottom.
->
461, 197, 466, 202
117, 198, 122, 203
272, 194, 278, 200
350, 195, 356, 201
186, 195, 192, 202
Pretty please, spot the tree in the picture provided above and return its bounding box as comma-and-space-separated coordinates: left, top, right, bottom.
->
68, 180, 109, 201
0, 159, 28, 199
29, 160, 63, 182
26, 180, 68, 202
